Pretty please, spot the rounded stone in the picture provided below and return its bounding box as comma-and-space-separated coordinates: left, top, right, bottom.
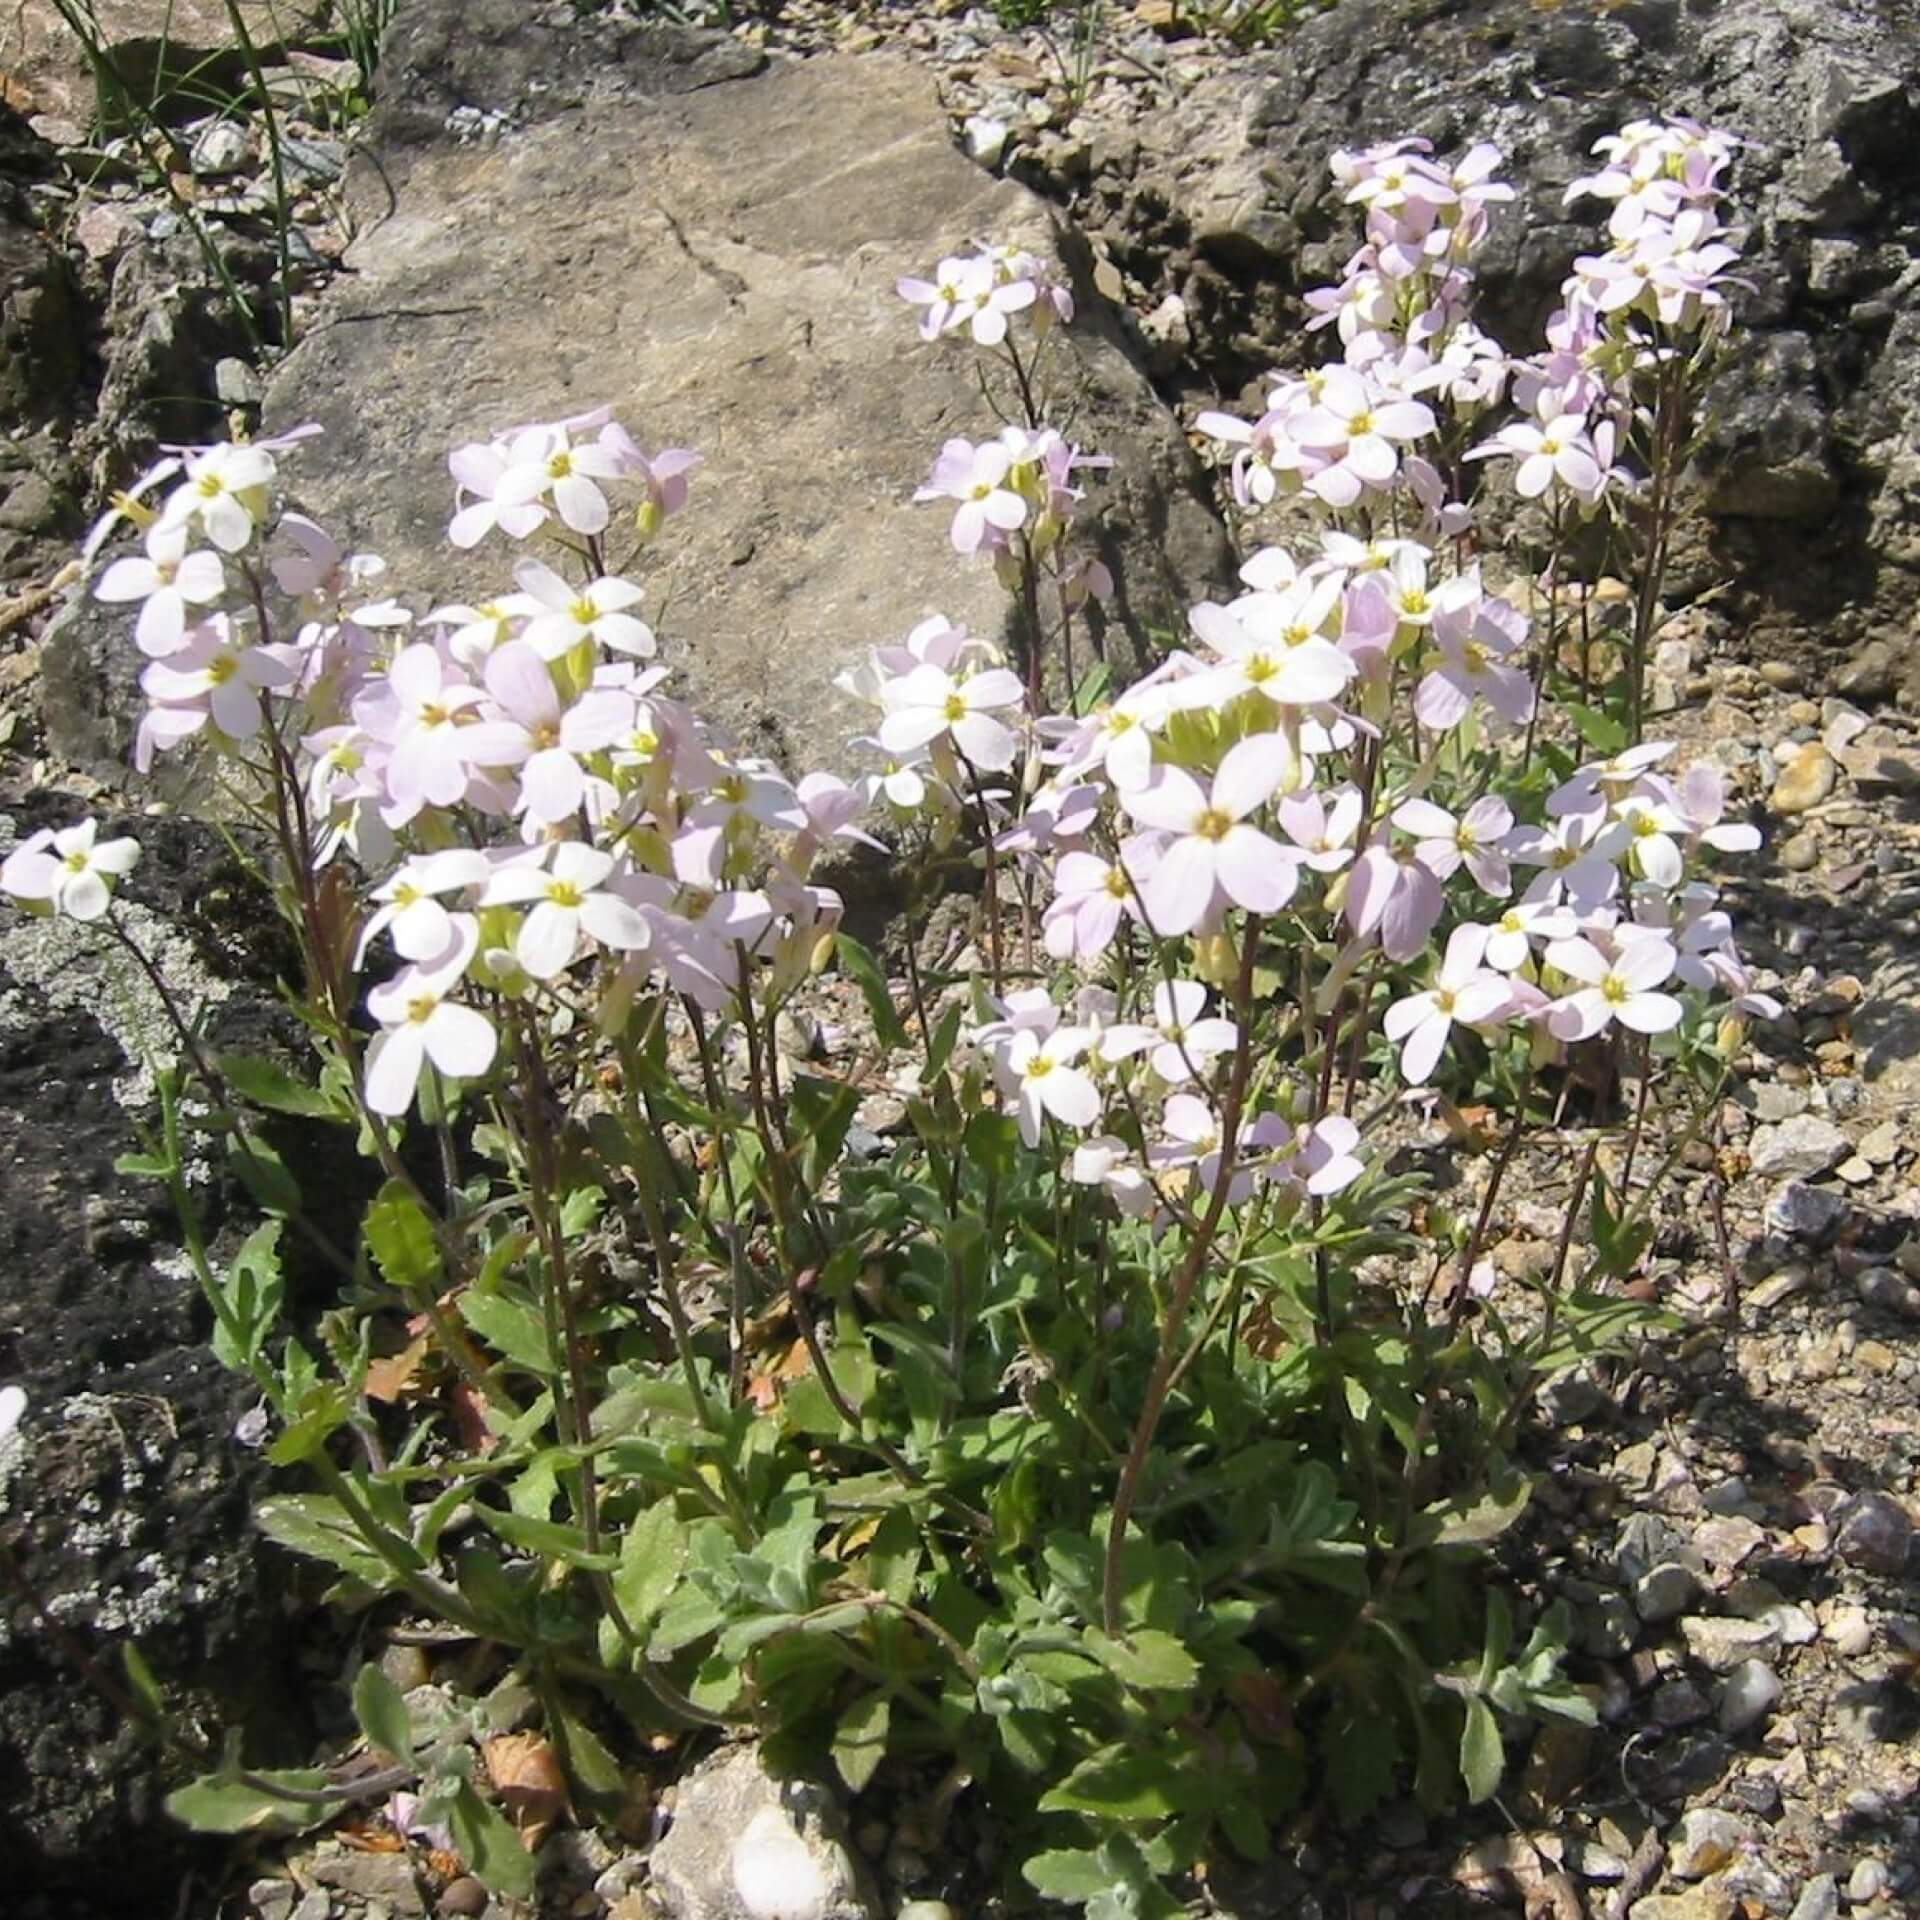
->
1716, 1658, 1783, 1734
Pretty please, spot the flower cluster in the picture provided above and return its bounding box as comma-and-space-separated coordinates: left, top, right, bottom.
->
81, 412, 881, 1119
896, 241, 1074, 347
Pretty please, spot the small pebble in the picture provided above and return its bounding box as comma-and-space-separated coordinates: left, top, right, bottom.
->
1781, 831, 1820, 871
437, 1880, 488, 1918
1716, 1658, 1782, 1734
1847, 1859, 1888, 1904
1770, 742, 1836, 814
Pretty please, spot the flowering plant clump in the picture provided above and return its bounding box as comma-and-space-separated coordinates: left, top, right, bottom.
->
3, 121, 1780, 1912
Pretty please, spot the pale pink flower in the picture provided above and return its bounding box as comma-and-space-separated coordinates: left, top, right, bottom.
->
356, 848, 490, 966
1344, 844, 1446, 961
1122, 737, 1302, 934
1146, 979, 1238, 1086
461, 641, 633, 825
1, 818, 141, 922
1545, 934, 1683, 1040
364, 921, 497, 1116
1277, 785, 1363, 872
1383, 924, 1511, 1084
157, 441, 276, 552
916, 439, 1028, 555
447, 434, 550, 549
94, 520, 225, 657
514, 560, 655, 660
878, 663, 1024, 772
1394, 795, 1513, 894
997, 1026, 1100, 1147
491, 424, 625, 536
357, 644, 486, 810
481, 843, 651, 980
1043, 850, 1133, 962
1481, 899, 1577, 973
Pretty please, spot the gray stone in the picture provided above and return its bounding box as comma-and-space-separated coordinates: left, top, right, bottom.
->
1716, 1659, 1783, 1734
1763, 1181, 1848, 1242
1846, 1859, 1888, 1904
189, 118, 257, 176
1634, 1561, 1703, 1625
1651, 1678, 1712, 1728
1830, 1679, 1900, 1746
308, 1849, 426, 1916
1749, 1115, 1850, 1178
648, 1744, 874, 1920
1615, 1513, 1686, 1587
1857, 1267, 1920, 1317
1580, 1592, 1640, 1659
1835, 1491, 1913, 1574
255, 21, 1230, 781
1786, 1878, 1838, 1920
1669, 1807, 1754, 1880
1680, 1615, 1783, 1674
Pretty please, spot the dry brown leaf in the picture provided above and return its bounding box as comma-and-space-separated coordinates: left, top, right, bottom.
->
745, 1336, 812, 1412
0, 71, 35, 113
363, 1332, 430, 1404
483, 1732, 569, 1851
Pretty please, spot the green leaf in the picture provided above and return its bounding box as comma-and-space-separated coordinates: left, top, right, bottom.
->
227, 1135, 303, 1217
254, 1494, 399, 1589
263, 1385, 350, 1467
834, 934, 908, 1049
548, 1695, 624, 1798
459, 1288, 557, 1376
1024, 1848, 1116, 1902
1460, 1695, 1505, 1805
560, 1185, 605, 1236
1565, 700, 1628, 755
477, 1506, 617, 1570
924, 1001, 965, 1080
832, 1691, 891, 1794
1084, 1627, 1201, 1693
1418, 1470, 1535, 1550
448, 1778, 537, 1899
611, 1501, 687, 1637
166, 1768, 334, 1834
216, 1051, 346, 1120
212, 1221, 284, 1372
1038, 1744, 1183, 1822
122, 1643, 166, 1724
351, 1662, 413, 1759
364, 1181, 440, 1293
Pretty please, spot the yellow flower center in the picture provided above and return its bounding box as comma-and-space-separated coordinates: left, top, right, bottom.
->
571, 597, 599, 627
1349, 409, 1376, 436
943, 693, 969, 724
548, 880, 585, 908
547, 450, 574, 479
1024, 1054, 1054, 1080
63, 850, 89, 874
1463, 641, 1490, 673
1195, 808, 1233, 842
1601, 973, 1630, 1005
405, 993, 438, 1024
196, 472, 225, 499
533, 721, 561, 750
1104, 869, 1130, 899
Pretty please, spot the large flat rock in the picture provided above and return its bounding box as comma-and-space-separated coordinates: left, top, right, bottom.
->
262, 22, 1229, 773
